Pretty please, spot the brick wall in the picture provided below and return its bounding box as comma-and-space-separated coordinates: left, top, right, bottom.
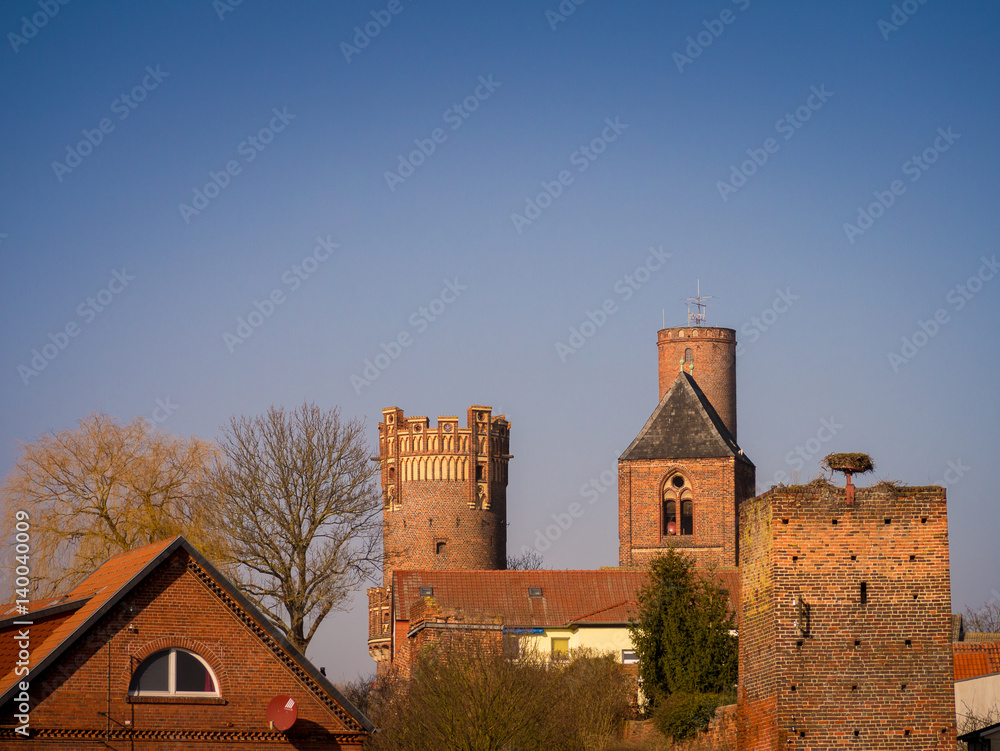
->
738, 482, 955, 749
619, 456, 754, 570
1, 549, 365, 750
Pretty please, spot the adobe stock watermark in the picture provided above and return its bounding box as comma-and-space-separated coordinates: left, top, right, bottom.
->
555, 245, 671, 362
887, 254, 997, 372
51, 65, 169, 182
673, 0, 751, 73
7, 0, 72, 54
878, 0, 932, 41
350, 279, 467, 394
521, 467, 617, 556
545, 0, 593, 31
717, 85, 833, 201
223, 236, 338, 353
178, 107, 295, 224
842, 126, 960, 244
18, 269, 135, 386
735, 288, 798, 357
510, 117, 628, 234
768, 416, 844, 487
145, 397, 179, 430
213, 0, 246, 21
341, 0, 410, 63
930, 459, 970, 489
384, 75, 501, 192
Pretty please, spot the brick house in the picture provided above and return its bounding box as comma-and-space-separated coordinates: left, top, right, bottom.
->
0, 536, 372, 749
955, 642, 1000, 734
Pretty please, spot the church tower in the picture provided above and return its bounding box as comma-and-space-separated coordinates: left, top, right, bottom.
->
619, 324, 755, 570
368, 405, 511, 667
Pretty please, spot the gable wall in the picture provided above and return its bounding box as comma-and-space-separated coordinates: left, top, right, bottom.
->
1, 549, 364, 750
619, 456, 739, 569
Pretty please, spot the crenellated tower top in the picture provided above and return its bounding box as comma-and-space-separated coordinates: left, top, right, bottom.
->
375, 406, 511, 592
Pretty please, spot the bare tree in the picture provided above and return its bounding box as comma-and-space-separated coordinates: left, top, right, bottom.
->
213, 403, 381, 653
506, 548, 545, 570
964, 601, 1000, 633
0, 413, 222, 596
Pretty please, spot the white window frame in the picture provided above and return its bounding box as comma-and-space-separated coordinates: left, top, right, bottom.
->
129, 648, 220, 697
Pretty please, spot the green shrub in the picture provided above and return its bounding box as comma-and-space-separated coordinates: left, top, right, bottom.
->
652, 691, 731, 741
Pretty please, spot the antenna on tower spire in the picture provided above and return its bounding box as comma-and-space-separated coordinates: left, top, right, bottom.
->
685, 280, 713, 326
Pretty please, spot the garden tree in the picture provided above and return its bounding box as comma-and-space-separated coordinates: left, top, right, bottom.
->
629, 549, 737, 739
364, 637, 631, 751
0, 413, 223, 596
213, 403, 381, 653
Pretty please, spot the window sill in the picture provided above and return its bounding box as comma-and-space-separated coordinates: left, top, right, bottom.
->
128, 695, 226, 705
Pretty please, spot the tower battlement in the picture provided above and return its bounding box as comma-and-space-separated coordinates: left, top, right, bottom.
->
379, 406, 510, 511
377, 405, 511, 589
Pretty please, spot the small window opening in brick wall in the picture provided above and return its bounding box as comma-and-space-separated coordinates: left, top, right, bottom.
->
921, 517, 928, 523
904, 729, 910, 737
909, 554, 916, 561
832, 519, 838, 525
436, 541, 446, 555
860, 582, 868, 604
905, 639, 912, 646
850, 554, 856, 561
884, 517, 892, 524
781, 518, 789, 524
790, 685, 796, 692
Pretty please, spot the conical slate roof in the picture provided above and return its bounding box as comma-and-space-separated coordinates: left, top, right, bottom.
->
620, 371, 752, 463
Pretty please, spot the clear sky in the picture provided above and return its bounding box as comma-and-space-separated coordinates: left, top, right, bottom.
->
2, 1, 998, 682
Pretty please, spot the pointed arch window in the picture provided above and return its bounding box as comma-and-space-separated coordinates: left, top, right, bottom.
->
662, 473, 694, 537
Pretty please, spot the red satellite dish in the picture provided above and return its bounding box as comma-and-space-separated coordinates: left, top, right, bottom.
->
667, 521, 677, 535
266, 694, 298, 732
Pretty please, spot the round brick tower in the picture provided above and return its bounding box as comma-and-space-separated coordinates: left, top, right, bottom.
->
377, 405, 510, 586
657, 326, 738, 440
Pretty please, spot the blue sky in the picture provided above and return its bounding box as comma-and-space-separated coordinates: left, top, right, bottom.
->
2, 1, 998, 681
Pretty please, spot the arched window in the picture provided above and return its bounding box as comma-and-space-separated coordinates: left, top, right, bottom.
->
662, 474, 694, 537
129, 649, 219, 696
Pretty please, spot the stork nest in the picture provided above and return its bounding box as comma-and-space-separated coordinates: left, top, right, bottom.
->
822, 453, 875, 474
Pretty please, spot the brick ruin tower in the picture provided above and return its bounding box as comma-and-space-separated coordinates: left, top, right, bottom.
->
367, 405, 511, 667
737, 478, 955, 748
619, 324, 755, 570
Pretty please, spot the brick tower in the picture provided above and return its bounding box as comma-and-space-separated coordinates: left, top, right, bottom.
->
657, 325, 738, 439
619, 325, 754, 570
737, 480, 955, 748
367, 405, 511, 667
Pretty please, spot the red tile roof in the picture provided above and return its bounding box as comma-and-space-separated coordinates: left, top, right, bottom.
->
955, 642, 1000, 681
0, 536, 178, 699
393, 568, 740, 628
